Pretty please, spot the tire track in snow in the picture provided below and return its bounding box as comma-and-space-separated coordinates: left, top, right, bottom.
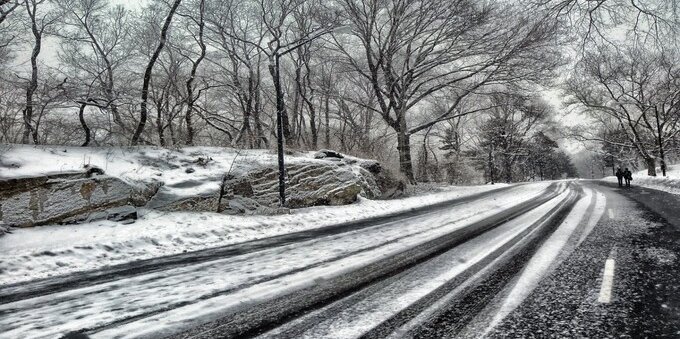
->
0, 185, 520, 305
256, 190, 576, 339
481, 187, 596, 336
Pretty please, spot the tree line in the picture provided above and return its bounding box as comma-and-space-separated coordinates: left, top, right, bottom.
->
558, 0, 680, 177
3, 0, 670, 182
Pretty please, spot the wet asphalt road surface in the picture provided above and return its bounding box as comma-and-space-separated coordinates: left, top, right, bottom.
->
445, 181, 680, 338
197, 180, 680, 339
6, 180, 680, 338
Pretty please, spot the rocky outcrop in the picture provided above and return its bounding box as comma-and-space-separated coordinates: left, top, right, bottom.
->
156, 159, 392, 215
86, 205, 138, 224
0, 149, 402, 229
0, 172, 158, 228
357, 160, 405, 199
216, 156, 399, 211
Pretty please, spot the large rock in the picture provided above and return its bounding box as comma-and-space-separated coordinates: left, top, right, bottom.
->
0, 173, 156, 228
285, 163, 363, 208
318, 155, 405, 200
215, 162, 377, 211
154, 194, 221, 213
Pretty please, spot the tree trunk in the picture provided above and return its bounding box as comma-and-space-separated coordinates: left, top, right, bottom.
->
253, 68, 266, 148
131, 0, 182, 145
184, 0, 206, 146
324, 93, 330, 148
396, 123, 415, 183
503, 153, 512, 183
79, 103, 91, 146
235, 110, 251, 148
645, 157, 657, 176
23, 1, 42, 144
659, 140, 667, 177
253, 100, 266, 148
309, 107, 317, 149
156, 104, 165, 147
269, 55, 286, 206
488, 146, 495, 184
290, 65, 302, 147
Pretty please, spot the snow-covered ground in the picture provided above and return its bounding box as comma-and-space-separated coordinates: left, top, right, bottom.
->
601, 164, 680, 195
0, 184, 508, 286
0, 182, 557, 339
0, 144, 350, 197
0, 144, 511, 285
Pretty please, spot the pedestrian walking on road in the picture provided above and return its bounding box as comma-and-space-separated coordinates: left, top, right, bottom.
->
624, 168, 632, 188
616, 167, 624, 187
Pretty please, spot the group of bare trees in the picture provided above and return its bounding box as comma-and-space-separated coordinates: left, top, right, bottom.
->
424, 92, 576, 184
1, 0, 605, 183
554, 0, 680, 177
568, 45, 680, 176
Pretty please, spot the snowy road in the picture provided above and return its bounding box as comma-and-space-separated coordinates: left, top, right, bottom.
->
1, 180, 679, 338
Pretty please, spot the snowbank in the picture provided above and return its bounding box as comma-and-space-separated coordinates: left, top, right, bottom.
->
1, 144, 325, 198
601, 164, 680, 194
1, 144, 408, 229
0, 184, 507, 285
0, 143, 509, 285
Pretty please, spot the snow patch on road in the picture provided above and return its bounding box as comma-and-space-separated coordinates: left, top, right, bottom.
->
264, 190, 573, 339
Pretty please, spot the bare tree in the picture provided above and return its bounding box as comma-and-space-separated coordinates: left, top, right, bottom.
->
534, 0, 679, 45
149, 46, 186, 146
21, 0, 58, 144
335, 0, 560, 182
212, 0, 340, 204
131, 0, 182, 145
205, 0, 268, 148
182, 0, 206, 145
56, 0, 132, 144
0, 0, 20, 64
0, 79, 25, 142
485, 93, 550, 183
567, 45, 680, 176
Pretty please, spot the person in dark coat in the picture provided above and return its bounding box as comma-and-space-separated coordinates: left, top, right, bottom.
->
624, 168, 632, 187
615, 167, 624, 187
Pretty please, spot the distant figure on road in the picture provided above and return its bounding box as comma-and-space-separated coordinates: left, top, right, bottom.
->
624, 168, 632, 188
616, 167, 624, 187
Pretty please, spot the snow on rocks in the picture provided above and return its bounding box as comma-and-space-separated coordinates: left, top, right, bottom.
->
0, 145, 408, 231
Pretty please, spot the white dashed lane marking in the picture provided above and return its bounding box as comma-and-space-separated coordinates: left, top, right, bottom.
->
598, 247, 617, 304
608, 208, 615, 219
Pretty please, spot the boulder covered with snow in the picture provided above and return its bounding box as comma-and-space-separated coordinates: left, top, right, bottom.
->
0, 172, 158, 228
0, 145, 404, 222
282, 163, 364, 208
212, 162, 370, 210
316, 151, 405, 200
160, 161, 383, 212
